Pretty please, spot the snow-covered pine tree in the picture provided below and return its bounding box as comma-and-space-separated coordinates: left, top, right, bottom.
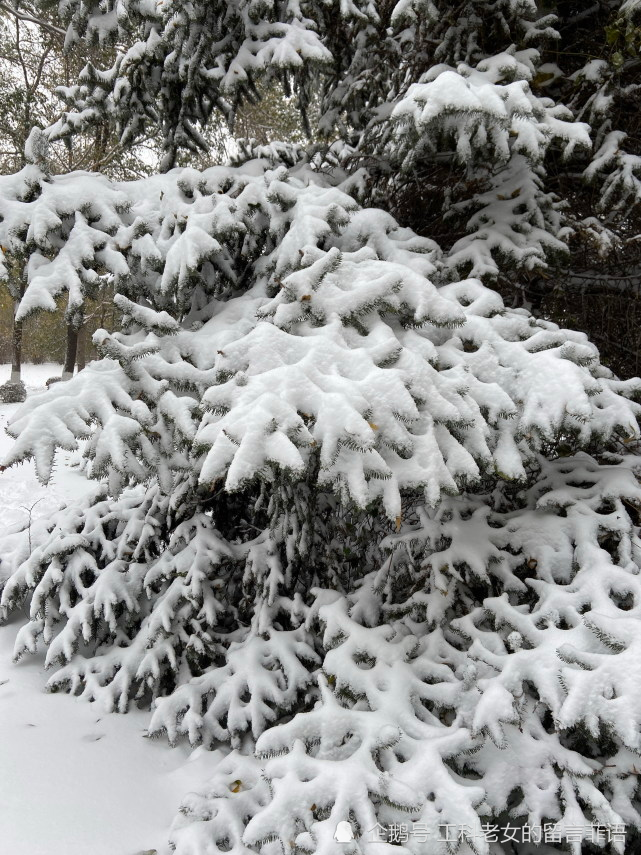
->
51, 0, 334, 171
46, 0, 641, 303
552, 1, 641, 223
0, 127, 130, 379
1, 1, 641, 854
1, 149, 641, 854
316, 0, 576, 289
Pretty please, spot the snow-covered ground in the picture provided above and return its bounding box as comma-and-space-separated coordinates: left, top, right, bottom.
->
0, 364, 212, 855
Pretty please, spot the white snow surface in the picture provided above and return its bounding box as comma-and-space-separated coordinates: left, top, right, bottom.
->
0, 363, 211, 855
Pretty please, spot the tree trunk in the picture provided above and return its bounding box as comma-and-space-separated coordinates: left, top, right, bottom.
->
99, 288, 107, 329
76, 324, 87, 372
10, 300, 22, 383
62, 324, 78, 380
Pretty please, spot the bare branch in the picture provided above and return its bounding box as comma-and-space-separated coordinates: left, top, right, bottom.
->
0, 2, 65, 38
28, 38, 54, 97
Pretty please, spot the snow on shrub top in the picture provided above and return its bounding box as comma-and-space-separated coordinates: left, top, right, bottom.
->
1, 158, 639, 518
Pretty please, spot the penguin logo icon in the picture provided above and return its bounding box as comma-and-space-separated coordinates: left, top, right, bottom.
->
334, 820, 355, 843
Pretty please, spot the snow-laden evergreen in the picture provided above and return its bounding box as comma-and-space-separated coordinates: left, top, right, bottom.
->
378, 48, 589, 280
44, 0, 641, 278
0, 1, 641, 853
0, 131, 128, 325
168, 452, 641, 855
54, 0, 333, 169
1, 154, 641, 853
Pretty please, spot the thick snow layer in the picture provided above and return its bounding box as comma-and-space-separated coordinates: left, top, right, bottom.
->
0, 364, 211, 855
